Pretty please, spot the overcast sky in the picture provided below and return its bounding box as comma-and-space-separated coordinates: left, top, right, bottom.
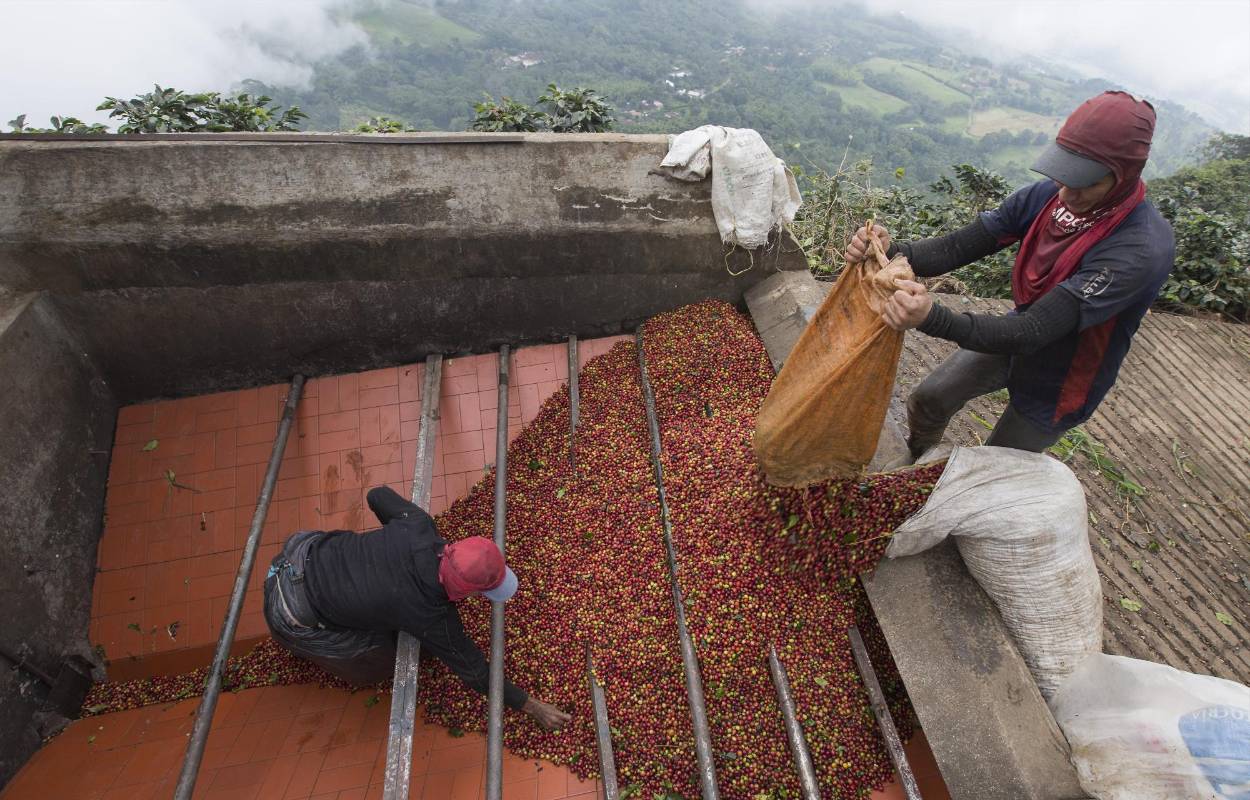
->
860, 0, 1250, 133
2, 0, 1248, 133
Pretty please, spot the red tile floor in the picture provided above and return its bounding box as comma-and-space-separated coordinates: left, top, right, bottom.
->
2, 336, 950, 800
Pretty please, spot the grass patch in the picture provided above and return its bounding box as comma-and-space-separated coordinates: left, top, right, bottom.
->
969, 107, 1063, 137
986, 144, 1039, 173
820, 82, 908, 116
861, 57, 970, 105
940, 112, 970, 135
354, 1, 480, 47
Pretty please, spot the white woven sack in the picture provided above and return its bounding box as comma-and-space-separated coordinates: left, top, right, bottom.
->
886, 445, 1103, 697
659, 125, 800, 249
1051, 653, 1250, 800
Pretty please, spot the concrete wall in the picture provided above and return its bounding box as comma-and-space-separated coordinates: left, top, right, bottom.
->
0, 133, 806, 401
0, 292, 114, 787
0, 133, 805, 789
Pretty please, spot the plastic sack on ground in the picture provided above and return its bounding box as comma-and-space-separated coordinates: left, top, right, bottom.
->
658, 125, 801, 249
1051, 652, 1250, 800
753, 240, 913, 485
885, 445, 1103, 697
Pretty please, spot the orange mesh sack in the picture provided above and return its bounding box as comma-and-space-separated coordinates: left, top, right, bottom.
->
753, 239, 914, 486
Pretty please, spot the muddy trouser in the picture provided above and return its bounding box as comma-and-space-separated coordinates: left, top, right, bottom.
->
906, 348, 1065, 459
262, 531, 397, 686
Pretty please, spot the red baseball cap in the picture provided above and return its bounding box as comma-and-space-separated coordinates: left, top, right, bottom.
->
438, 537, 517, 602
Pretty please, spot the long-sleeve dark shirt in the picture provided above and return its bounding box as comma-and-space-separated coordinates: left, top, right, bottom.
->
888, 218, 1081, 354
302, 505, 528, 710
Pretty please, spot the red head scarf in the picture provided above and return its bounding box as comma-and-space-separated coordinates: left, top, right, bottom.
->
1012, 91, 1156, 306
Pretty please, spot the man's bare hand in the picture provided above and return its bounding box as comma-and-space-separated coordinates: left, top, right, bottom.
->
882, 279, 933, 331
844, 224, 892, 264
523, 697, 571, 732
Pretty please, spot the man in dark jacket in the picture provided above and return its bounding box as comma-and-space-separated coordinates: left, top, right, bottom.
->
846, 91, 1174, 459
263, 485, 571, 732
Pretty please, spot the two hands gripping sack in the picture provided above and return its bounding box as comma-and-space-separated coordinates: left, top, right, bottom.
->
753, 235, 913, 485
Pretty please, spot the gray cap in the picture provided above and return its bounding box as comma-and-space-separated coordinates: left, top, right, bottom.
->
481, 565, 518, 602
1031, 142, 1111, 189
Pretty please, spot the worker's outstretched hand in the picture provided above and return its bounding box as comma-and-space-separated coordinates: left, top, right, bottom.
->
883, 279, 933, 332
523, 697, 572, 732
845, 224, 892, 264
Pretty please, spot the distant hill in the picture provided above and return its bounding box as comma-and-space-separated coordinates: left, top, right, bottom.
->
259, 0, 1215, 187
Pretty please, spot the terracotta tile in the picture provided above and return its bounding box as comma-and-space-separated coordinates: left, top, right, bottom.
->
278, 473, 321, 501
211, 759, 273, 790
256, 384, 290, 424
337, 374, 360, 412
535, 765, 567, 800
516, 362, 557, 386
444, 450, 486, 474
193, 487, 237, 514
237, 441, 274, 467
502, 753, 539, 784
96, 583, 146, 617
359, 385, 399, 410
442, 374, 479, 398
145, 563, 190, 606
114, 737, 183, 787
565, 773, 597, 795
321, 741, 380, 772
196, 391, 240, 414
360, 443, 401, 468
205, 784, 262, 800
311, 762, 372, 795
319, 429, 361, 454
280, 708, 345, 756
197, 408, 238, 433
320, 410, 360, 435
518, 385, 542, 425
357, 366, 398, 390
430, 738, 486, 770
367, 462, 405, 490
398, 364, 423, 403
376, 405, 401, 445
502, 777, 538, 800
442, 431, 484, 455
281, 750, 328, 799
420, 767, 457, 800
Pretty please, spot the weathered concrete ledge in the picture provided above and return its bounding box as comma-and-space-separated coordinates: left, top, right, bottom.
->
0, 133, 805, 401
744, 270, 1087, 800
0, 291, 114, 787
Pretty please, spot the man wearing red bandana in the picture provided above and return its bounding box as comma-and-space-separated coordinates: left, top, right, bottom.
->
846, 91, 1175, 458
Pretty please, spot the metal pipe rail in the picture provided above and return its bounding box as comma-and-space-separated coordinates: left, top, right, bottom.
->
586, 647, 621, 799
568, 335, 579, 464
486, 346, 510, 800
383, 355, 444, 800
768, 646, 822, 800
635, 331, 721, 800
848, 625, 921, 800
173, 374, 306, 800
570, 343, 621, 797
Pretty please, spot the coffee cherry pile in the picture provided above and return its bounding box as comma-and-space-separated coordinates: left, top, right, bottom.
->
82, 300, 945, 800
422, 301, 945, 798
81, 637, 360, 716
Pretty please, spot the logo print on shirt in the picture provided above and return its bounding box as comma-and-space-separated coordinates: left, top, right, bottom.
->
1081, 267, 1112, 298
1051, 203, 1100, 234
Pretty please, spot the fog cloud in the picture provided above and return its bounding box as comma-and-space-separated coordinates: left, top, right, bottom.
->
0, 0, 372, 127
855, 0, 1250, 133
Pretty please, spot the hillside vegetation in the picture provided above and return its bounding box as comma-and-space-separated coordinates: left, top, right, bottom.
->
252, 0, 1213, 186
